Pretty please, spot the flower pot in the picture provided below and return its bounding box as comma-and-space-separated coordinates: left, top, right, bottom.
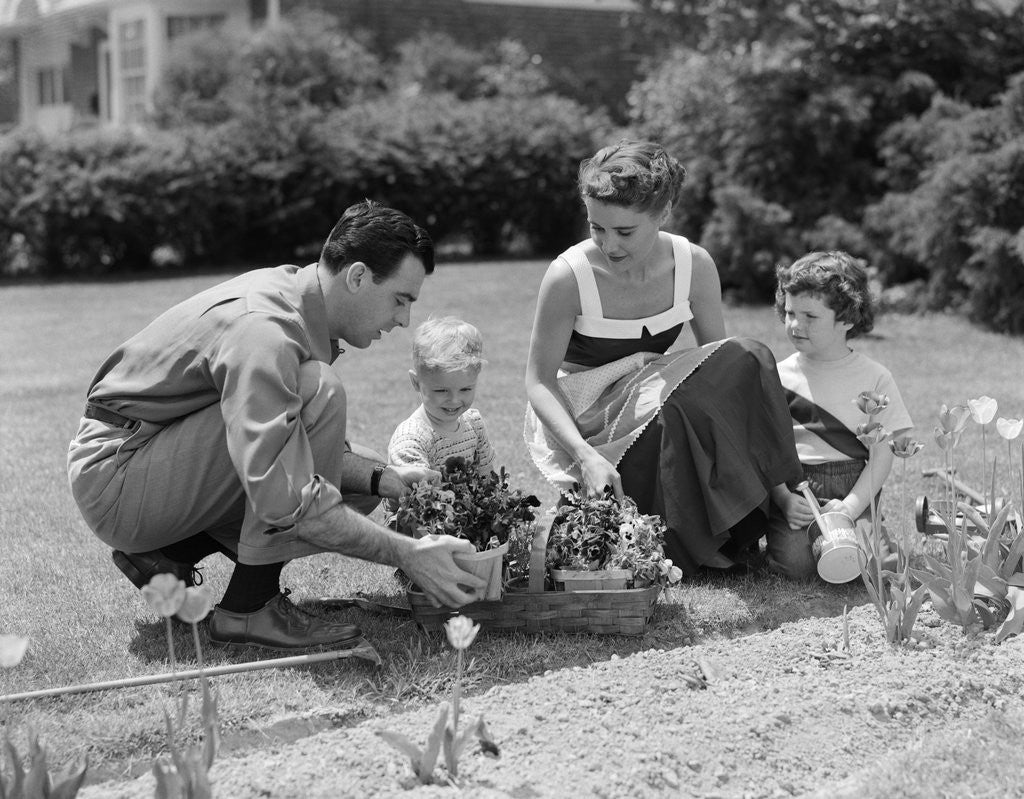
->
454, 542, 508, 601
550, 568, 633, 592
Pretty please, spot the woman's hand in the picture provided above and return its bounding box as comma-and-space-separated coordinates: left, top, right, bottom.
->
579, 452, 623, 500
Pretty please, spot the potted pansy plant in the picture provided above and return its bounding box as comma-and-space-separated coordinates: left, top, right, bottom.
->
392, 457, 541, 600
545, 487, 683, 591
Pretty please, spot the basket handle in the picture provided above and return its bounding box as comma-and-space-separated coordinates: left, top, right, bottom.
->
527, 511, 554, 593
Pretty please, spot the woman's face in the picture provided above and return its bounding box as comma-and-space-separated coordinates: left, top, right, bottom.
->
584, 198, 665, 271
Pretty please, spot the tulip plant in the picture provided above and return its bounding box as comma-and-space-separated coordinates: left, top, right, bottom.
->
851, 391, 927, 645
141, 574, 220, 799
0, 635, 88, 798
377, 615, 498, 784
912, 397, 1024, 640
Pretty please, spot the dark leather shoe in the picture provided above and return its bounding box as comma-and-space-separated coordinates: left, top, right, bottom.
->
112, 549, 200, 589
207, 591, 362, 651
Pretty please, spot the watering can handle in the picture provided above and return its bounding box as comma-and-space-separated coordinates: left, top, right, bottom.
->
794, 480, 826, 526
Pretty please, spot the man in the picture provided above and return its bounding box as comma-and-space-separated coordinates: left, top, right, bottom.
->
67, 201, 486, 651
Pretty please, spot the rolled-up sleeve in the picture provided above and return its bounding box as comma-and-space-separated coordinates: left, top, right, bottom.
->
211, 312, 342, 531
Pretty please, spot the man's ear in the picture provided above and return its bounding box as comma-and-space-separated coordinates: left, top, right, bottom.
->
344, 262, 369, 293
408, 369, 420, 391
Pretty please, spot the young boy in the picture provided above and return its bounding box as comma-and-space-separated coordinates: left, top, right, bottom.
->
388, 317, 496, 484
766, 251, 913, 581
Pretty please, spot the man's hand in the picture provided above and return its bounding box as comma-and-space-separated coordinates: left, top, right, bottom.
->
399, 534, 487, 608
377, 464, 440, 499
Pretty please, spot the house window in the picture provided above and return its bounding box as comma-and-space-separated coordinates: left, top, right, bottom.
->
167, 14, 226, 41
119, 19, 147, 123
37, 66, 65, 106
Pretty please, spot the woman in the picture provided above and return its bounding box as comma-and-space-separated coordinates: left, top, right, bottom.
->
525, 139, 803, 576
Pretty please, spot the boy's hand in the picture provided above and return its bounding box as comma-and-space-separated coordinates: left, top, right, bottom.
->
378, 464, 440, 499
778, 491, 817, 530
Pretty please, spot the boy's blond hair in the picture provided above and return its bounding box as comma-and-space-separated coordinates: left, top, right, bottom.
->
411, 317, 486, 372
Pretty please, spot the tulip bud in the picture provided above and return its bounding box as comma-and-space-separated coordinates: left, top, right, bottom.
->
889, 436, 924, 459
968, 396, 998, 425
141, 573, 187, 618
997, 417, 1023, 440
855, 391, 890, 416
444, 615, 480, 651
175, 585, 216, 624
0, 634, 29, 668
938, 404, 971, 434
856, 421, 890, 448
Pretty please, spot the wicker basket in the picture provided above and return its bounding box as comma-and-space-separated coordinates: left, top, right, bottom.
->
406, 518, 662, 636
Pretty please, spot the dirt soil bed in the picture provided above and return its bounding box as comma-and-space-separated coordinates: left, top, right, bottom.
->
79, 603, 1024, 799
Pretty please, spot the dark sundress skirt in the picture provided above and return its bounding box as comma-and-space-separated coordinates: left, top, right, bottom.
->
619, 337, 803, 576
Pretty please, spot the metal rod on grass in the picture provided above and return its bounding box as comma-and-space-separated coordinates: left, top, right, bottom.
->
0, 645, 376, 704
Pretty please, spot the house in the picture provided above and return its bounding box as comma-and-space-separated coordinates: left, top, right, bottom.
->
0, 0, 638, 134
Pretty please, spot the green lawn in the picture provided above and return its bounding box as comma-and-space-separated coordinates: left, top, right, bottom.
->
2, 261, 1023, 782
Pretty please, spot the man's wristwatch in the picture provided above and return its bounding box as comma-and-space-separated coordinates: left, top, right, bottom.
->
370, 464, 386, 496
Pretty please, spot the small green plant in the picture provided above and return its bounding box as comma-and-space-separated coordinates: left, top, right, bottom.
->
140, 574, 220, 799
377, 616, 498, 784
0, 635, 88, 799
545, 487, 683, 588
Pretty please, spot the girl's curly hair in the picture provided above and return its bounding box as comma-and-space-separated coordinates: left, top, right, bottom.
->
774, 251, 876, 338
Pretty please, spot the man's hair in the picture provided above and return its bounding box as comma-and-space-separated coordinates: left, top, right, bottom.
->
774, 250, 876, 338
412, 317, 486, 373
320, 200, 434, 280
578, 139, 686, 215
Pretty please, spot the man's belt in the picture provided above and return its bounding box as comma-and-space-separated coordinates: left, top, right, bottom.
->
84, 402, 137, 430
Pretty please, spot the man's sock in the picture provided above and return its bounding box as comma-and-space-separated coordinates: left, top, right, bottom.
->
218, 562, 285, 613
160, 532, 237, 565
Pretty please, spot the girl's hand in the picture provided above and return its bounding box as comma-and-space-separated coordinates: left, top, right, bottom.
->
821, 498, 853, 517
579, 452, 623, 500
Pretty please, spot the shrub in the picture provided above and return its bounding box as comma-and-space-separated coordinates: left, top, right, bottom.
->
699, 183, 797, 302
152, 10, 384, 131
0, 129, 199, 275
864, 74, 1024, 332
314, 92, 610, 255
151, 28, 241, 128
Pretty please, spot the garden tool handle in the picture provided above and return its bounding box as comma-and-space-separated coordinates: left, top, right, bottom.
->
794, 480, 826, 526
528, 511, 555, 593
